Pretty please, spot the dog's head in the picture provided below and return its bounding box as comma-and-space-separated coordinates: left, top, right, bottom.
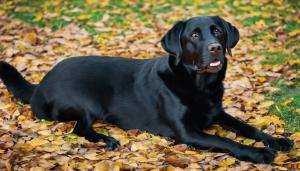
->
161, 16, 239, 74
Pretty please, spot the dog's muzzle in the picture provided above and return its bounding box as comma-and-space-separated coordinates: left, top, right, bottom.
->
194, 60, 223, 73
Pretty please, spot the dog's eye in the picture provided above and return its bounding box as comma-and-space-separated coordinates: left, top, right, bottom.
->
191, 32, 199, 38
213, 28, 222, 35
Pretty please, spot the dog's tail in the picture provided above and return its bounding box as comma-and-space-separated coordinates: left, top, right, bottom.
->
0, 61, 37, 104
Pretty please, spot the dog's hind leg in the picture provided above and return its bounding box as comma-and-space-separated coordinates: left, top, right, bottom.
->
73, 117, 120, 150
56, 107, 120, 150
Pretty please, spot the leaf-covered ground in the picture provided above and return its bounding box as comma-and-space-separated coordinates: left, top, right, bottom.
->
0, 0, 300, 170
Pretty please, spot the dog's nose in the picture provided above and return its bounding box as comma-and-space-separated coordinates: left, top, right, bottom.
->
208, 43, 221, 55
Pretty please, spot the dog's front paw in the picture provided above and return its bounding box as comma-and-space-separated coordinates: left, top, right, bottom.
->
104, 137, 120, 151
266, 137, 294, 151
237, 147, 277, 164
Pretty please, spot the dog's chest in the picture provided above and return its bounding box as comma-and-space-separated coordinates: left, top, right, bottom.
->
188, 91, 223, 129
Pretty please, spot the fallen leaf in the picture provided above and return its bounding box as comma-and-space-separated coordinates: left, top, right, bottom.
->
218, 157, 236, 167
281, 98, 294, 107
28, 138, 49, 147
258, 100, 274, 108
243, 138, 255, 145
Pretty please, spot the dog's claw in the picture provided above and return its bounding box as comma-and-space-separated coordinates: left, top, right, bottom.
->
266, 137, 294, 151
104, 137, 120, 151
238, 147, 277, 164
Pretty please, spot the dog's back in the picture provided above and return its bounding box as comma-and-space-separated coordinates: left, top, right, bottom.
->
30, 56, 173, 132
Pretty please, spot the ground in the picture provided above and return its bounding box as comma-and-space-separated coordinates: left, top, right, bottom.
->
0, 0, 300, 170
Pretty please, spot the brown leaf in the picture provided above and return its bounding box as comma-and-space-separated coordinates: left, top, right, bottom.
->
173, 144, 188, 152
165, 155, 190, 168
95, 161, 120, 171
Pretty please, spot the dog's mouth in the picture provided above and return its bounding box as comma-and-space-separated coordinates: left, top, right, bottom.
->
194, 60, 223, 73
209, 60, 221, 67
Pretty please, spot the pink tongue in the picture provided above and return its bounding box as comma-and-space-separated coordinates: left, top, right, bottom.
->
210, 60, 221, 67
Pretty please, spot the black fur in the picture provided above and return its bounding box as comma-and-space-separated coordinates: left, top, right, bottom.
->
0, 62, 36, 103
0, 16, 293, 163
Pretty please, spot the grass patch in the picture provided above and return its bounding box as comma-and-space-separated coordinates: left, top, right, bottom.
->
14, 11, 45, 27
47, 18, 71, 31
81, 25, 97, 35
240, 16, 261, 26
258, 49, 300, 131
197, 3, 218, 10
240, 16, 275, 27
286, 20, 300, 32
267, 79, 300, 131
259, 50, 300, 131
254, 51, 292, 65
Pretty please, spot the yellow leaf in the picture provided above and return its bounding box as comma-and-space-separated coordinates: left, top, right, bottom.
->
288, 29, 300, 36
259, 100, 274, 108
288, 149, 300, 156
38, 130, 51, 136
136, 132, 151, 140
281, 98, 294, 107
190, 154, 206, 162
287, 59, 300, 65
130, 142, 149, 151
23, 32, 37, 45
54, 47, 69, 54
84, 152, 100, 160
249, 117, 272, 128
28, 138, 49, 147
52, 137, 65, 145
78, 15, 91, 20
17, 115, 27, 124
140, 163, 157, 169
257, 77, 266, 83
34, 13, 43, 21
184, 150, 198, 155
264, 115, 283, 125
77, 162, 90, 170
218, 157, 236, 167
94, 161, 119, 171
99, 1, 109, 8
225, 132, 236, 139
95, 128, 109, 136
29, 167, 44, 171
87, 0, 99, 6
130, 156, 148, 162
294, 108, 300, 114
253, 93, 265, 101
290, 132, 300, 139
216, 1, 226, 5
243, 138, 255, 145
256, 20, 267, 27
205, 128, 217, 135
0, 10, 5, 15
239, 6, 253, 11
276, 127, 285, 133
274, 153, 290, 164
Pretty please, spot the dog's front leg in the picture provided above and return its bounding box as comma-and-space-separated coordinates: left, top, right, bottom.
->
215, 111, 294, 151
176, 130, 277, 164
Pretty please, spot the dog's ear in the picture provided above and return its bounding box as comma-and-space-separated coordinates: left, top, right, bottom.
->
161, 21, 185, 65
215, 16, 239, 56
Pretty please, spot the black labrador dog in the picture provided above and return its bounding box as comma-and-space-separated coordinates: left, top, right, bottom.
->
0, 16, 293, 163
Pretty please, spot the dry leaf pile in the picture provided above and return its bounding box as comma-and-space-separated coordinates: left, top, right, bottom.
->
0, 0, 300, 170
